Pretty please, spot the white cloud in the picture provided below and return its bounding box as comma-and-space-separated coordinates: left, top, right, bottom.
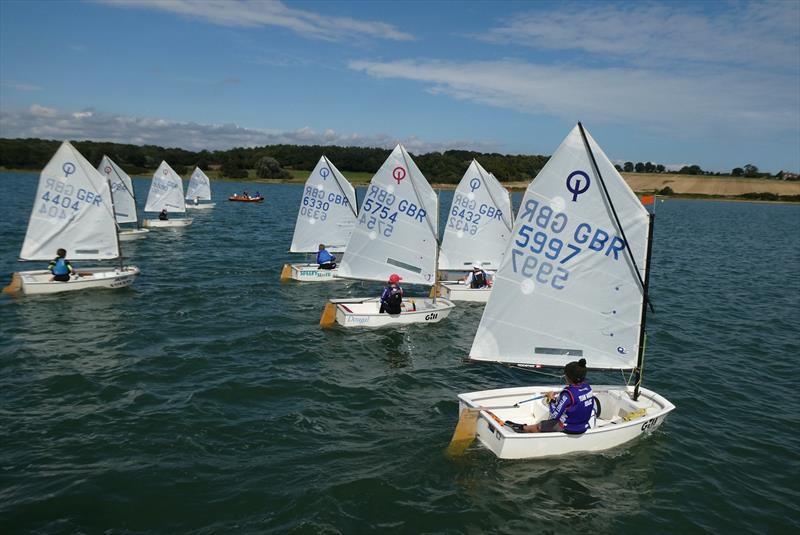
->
28, 104, 58, 118
1, 80, 43, 92
348, 58, 799, 135
0, 105, 500, 154
98, 0, 413, 42
478, 1, 800, 72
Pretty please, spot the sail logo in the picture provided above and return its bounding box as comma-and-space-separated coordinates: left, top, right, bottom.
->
566, 171, 590, 202
62, 162, 76, 177
104, 166, 112, 174
320, 167, 330, 180
392, 166, 406, 184
470, 177, 481, 192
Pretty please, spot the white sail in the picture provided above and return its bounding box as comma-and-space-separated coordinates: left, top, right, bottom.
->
185, 167, 212, 201
144, 161, 186, 213
98, 155, 138, 225
290, 156, 357, 253
20, 141, 119, 261
439, 160, 513, 270
470, 124, 650, 370
338, 145, 438, 285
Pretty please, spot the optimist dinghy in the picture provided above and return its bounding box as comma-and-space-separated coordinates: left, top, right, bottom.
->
98, 155, 149, 241
3, 141, 140, 296
448, 123, 674, 459
185, 167, 216, 209
435, 160, 513, 303
280, 156, 357, 282
142, 162, 193, 228
320, 144, 455, 328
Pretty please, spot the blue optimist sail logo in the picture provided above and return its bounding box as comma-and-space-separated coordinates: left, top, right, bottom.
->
320, 167, 330, 180
62, 162, 76, 176
566, 170, 590, 201
469, 177, 481, 192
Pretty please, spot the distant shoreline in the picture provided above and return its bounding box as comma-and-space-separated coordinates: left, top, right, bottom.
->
2, 167, 798, 203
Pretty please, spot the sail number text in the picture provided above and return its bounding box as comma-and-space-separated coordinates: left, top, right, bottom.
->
300, 185, 351, 221
446, 193, 503, 235
510, 199, 627, 289
358, 185, 427, 237
37, 177, 103, 220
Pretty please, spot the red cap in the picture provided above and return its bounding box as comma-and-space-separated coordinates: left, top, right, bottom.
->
388, 274, 402, 283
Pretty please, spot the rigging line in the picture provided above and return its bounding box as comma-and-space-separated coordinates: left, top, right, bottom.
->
577, 122, 654, 313
399, 146, 438, 242
324, 156, 358, 217
475, 161, 512, 232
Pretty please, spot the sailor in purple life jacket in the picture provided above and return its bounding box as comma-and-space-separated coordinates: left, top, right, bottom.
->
317, 243, 336, 270
507, 358, 595, 434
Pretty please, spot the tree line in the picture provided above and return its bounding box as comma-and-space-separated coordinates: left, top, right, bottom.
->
0, 137, 793, 182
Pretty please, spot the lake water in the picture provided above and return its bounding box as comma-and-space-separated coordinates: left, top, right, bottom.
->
1, 171, 798, 533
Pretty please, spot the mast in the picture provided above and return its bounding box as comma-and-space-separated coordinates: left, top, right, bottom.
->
633, 212, 655, 400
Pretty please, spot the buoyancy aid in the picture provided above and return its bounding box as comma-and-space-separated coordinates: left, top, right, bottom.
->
52, 258, 70, 276
550, 383, 594, 434
470, 270, 488, 289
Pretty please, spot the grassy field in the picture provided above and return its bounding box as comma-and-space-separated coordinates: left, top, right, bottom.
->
3, 166, 797, 199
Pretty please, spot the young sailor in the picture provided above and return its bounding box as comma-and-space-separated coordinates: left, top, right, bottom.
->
48, 248, 75, 282
379, 274, 404, 314
316, 244, 337, 270
507, 358, 595, 434
462, 264, 490, 289
158, 209, 168, 221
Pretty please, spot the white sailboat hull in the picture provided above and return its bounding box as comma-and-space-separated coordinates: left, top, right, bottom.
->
457, 385, 675, 459
282, 263, 339, 282
438, 281, 492, 303
143, 218, 193, 228
118, 228, 150, 241
186, 203, 215, 209
13, 266, 141, 295
333, 298, 455, 327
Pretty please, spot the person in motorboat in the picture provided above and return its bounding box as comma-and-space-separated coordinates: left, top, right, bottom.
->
255, 191, 261, 199
158, 209, 168, 221
379, 274, 403, 314
48, 248, 75, 282
243, 190, 249, 199
506, 358, 594, 434
317, 244, 337, 270
461, 264, 490, 289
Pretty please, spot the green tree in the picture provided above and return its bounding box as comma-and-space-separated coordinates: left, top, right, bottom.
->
634, 162, 645, 173
255, 156, 291, 179
623, 161, 634, 172
743, 164, 759, 178
731, 167, 744, 177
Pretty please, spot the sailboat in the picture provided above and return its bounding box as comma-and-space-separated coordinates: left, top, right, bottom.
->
185, 167, 216, 209
142, 161, 193, 227
436, 160, 513, 302
97, 155, 150, 241
2, 141, 140, 295
320, 144, 455, 327
280, 156, 358, 282
448, 123, 674, 459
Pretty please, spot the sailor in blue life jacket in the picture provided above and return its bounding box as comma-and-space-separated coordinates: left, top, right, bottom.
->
506, 358, 595, 434
379, 273, 403, 314
158, 209, 168, 220
48, 248, 75, 282
462, 264, 490, 289
317, 243, 337, 270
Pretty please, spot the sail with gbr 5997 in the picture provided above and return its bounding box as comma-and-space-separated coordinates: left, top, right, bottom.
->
469, 124, 649, 370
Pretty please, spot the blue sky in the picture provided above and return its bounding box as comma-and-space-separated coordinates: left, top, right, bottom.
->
1, 0, 798, 172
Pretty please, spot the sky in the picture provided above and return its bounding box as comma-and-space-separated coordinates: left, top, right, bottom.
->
0, 0, 798, 173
